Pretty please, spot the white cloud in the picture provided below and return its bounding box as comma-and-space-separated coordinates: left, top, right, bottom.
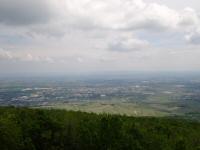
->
26, 0, 200, 45
0, 49, 13, 59
185, 30, 200, 44
61, 0, 170, 30
108, 37, 150, 52
1, 0, 200, 73
59, 0, 199, 32
1, 0, 200, 41
0, 48, 55, 63
179, 8, 199, 27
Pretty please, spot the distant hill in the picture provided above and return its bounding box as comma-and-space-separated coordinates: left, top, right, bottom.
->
0, 107, 200, 150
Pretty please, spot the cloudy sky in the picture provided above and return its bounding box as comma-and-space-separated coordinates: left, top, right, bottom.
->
1, 0, 200, 75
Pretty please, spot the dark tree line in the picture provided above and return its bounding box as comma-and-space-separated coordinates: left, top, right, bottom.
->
0, 107, 200, 150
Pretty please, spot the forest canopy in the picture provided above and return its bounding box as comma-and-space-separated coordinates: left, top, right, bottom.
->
0, 107, 200, 150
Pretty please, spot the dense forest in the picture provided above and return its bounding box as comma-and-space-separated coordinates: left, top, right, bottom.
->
0, 107, 200, 150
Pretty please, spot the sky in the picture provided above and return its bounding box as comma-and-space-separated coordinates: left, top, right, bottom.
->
0, 0, 200, 75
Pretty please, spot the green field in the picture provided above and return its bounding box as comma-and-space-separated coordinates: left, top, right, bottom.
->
39, 101, 180, 117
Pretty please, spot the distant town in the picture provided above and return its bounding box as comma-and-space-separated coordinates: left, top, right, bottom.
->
0, 74, 199, 120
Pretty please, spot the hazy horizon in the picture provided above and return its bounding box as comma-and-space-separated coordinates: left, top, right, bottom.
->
1, 70, 200, 80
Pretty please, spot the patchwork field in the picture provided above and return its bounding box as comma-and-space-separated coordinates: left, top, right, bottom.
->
40, 101, 174, 116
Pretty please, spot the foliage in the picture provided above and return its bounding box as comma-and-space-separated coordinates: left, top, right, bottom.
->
0, 107, 199, 150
